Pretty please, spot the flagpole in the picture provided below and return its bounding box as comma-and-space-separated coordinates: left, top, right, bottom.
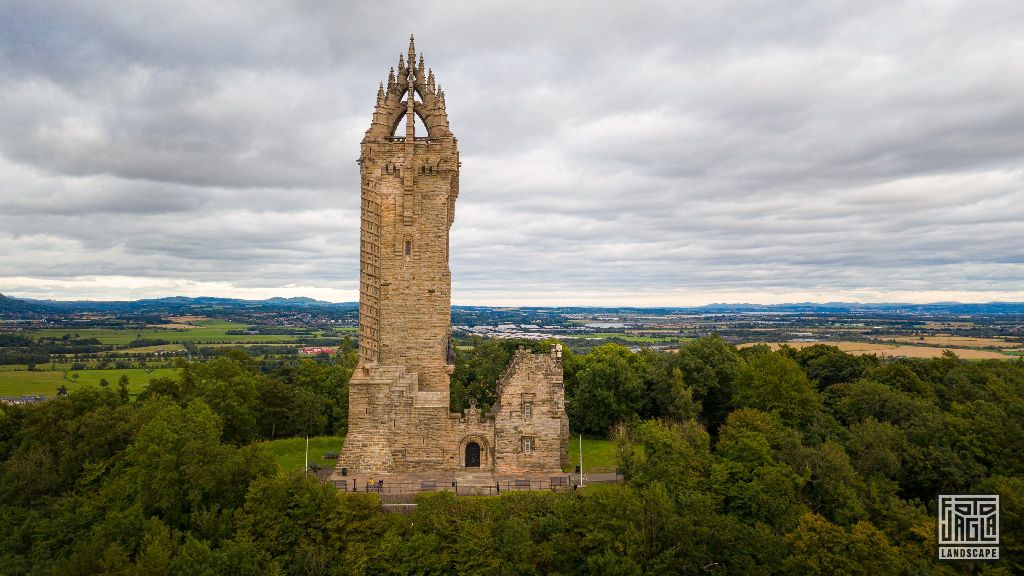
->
579, 434, 584, 487
305, 435, 309, 474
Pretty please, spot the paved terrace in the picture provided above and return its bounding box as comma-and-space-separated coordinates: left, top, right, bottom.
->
329, 470, 577, 497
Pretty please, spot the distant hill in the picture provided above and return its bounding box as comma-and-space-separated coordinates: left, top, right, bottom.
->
453, 302, 1024, 317
0, 293, 358, 317
0, 293, 54, 313
1, 293, 1022, 317
683, 301, 1024, 315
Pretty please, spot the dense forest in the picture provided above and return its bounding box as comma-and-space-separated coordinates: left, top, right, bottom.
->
1, 337, 1021, 574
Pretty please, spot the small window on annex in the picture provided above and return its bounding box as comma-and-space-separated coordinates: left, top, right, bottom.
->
523, 402, 532, 419
404, 240, 411, 256
522, 436, 534, 454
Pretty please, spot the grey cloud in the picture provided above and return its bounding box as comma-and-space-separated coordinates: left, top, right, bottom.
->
1, 0, 1022, 303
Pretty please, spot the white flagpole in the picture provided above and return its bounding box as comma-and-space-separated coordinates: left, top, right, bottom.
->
305, 435, 309, 473
579, 434, 584, 487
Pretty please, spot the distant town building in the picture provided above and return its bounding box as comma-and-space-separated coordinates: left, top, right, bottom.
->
0, 395, 47, 405
299, 346, 336, 355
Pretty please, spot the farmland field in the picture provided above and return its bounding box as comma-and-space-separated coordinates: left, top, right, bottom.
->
919, 321, 976, 329
0, 367, 179, 396
740, 341, 1011, 360
884, 335, 1020, 348
68, 368, 179, 391
0, 371, 68, 396
26, 320, 303, 345
113, 343, 187, 354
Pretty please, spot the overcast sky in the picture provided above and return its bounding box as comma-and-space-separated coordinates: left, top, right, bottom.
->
1, 1, 1022, 305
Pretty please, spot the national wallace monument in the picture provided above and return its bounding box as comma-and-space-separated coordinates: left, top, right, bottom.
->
332, 37, 569, 487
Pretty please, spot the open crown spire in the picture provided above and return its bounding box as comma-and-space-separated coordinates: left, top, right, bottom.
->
364, 35, 451, 142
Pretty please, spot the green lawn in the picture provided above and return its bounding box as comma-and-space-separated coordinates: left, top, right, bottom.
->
0, 367, 179, 396
29, 328, 175, 345
566, 435, 617, 472
67, 368, 179, 392
0, 371, 68, 396
27, 320, 306, 345
262, 434, 613, 474
0, 364, 30, 372
262, 435, 344, 473
196, 343, 296, 348
263, 434, 616, 474
113, 343, 187, 354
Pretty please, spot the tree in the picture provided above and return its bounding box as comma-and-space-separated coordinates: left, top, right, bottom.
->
805, 441, 867, 525
256, 378, 294, 439
615, 419, 713, 507
234, 474, 345, 571
712, 409, 808, 531
795, 344, 873, 389
672, 335, 741, 434
566, 344, 647, 435
125, 398, 274, 529
181, 357, 262, 443
846, 417, 903, 480
867, 363, 935, 400
826, 378, 932, 427
733, 349, 822, 427
638, 350, 701, 423
450, 337, 551, 413
783, 513, 901, 576
117, 374, 130, 404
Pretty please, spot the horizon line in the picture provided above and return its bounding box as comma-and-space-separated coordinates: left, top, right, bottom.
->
5, 292, 1023, 309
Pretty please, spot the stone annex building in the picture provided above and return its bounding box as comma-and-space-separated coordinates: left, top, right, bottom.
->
334, 37, 569, 482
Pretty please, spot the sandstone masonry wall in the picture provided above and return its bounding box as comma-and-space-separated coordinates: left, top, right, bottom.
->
338, 346, 567, 475
338, 37, 568, 480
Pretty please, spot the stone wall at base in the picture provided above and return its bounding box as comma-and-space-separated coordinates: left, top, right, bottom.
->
493, 345, 569, 473
337, 346, 567, 476
335, 364, 406, 475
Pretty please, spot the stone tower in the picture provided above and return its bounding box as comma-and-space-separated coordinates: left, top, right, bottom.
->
337, 37, 568, 480
358, 34, 458, 396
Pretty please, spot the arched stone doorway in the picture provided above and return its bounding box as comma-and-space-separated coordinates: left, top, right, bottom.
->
464, 442, 481, 468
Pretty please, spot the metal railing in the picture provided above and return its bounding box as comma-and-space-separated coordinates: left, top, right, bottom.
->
333, 476, 574, 496
333, 479, 454, 494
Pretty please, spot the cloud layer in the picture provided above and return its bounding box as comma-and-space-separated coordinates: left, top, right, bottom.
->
1, 0, 1022, 305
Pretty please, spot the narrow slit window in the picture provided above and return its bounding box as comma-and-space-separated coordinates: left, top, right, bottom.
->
523, 437, 533, 454
404, 240, 411, 256
523, 402, 532, 419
